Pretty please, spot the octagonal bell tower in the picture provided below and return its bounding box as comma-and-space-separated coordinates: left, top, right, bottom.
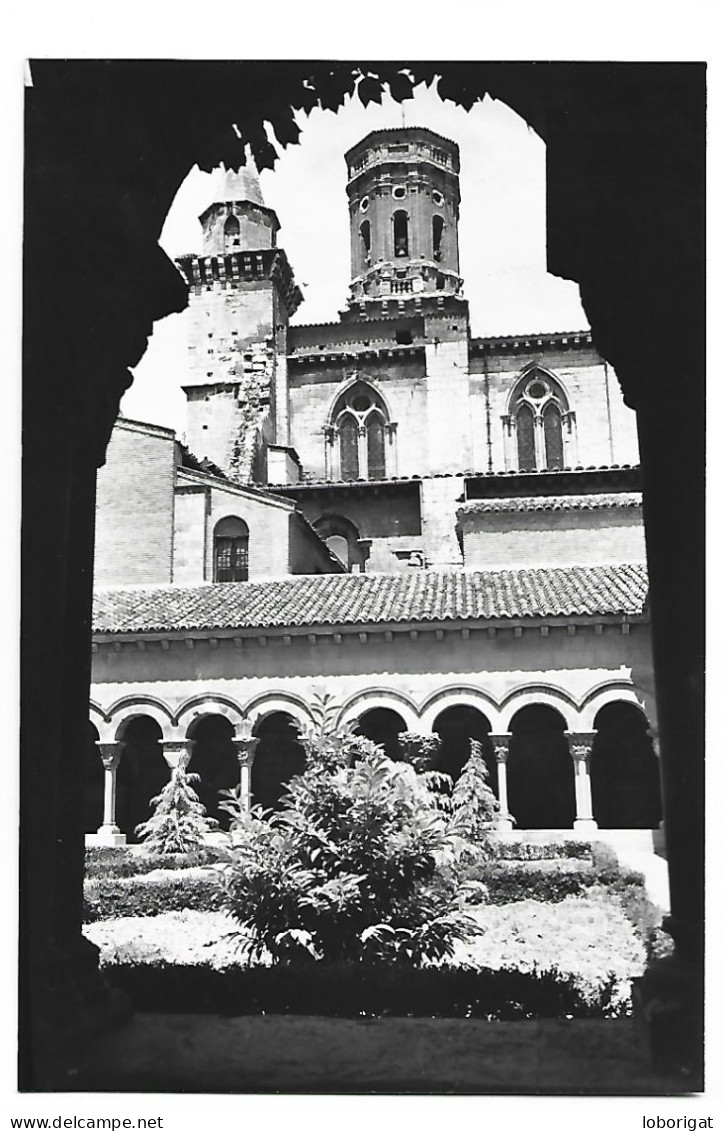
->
345, 127, 463, 307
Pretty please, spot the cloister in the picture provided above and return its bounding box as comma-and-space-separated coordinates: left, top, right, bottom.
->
85, 684, 661, 842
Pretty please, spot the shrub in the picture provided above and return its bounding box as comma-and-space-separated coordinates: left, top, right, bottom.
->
84, 873, 224, 922
397, 733, 442, 773
136, 766, 218, 854
102, 960, 627, 1020
217, 745, 481, 966
490, 840, 592, 862
449, 739, 499, 846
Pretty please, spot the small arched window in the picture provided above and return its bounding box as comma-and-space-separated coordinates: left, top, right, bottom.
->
359, 219, 371, 264
432, 215, 444, 262
509, 370, 572, 472
214, 516, 249, 582
223, 213, 240, 251
393, 211, 408, 257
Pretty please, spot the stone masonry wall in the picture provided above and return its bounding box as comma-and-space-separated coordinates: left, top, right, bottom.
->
459, 506, 646, 569
95, 419, 176, 586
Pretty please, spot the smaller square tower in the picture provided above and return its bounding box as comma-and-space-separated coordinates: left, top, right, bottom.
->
176, 161, 302, 483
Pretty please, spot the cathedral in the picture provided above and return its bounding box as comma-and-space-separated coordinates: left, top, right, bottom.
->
87, 127, 661, 846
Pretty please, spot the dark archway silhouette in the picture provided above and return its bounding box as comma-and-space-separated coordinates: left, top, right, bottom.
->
115, 716, 168, 842
187, 714, 239, 830
508, 704, 575, 829
591, 702, 662, 829
251, 712, 306, 811
84, 722, 103, 835
21, 60, 705, 1084
432, 705, 496, 790
355, 707, 407, 760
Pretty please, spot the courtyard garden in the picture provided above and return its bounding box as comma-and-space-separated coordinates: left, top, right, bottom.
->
83, 710, 670, 1022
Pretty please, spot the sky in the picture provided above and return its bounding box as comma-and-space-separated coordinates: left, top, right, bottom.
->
122, 80, 590, 438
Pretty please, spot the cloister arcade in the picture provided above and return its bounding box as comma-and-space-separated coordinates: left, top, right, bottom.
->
86, 684, 662, 842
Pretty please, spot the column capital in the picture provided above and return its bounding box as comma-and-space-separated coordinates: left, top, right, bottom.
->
95, 741, 125, 771
565, 731, 597, 762
160, 739, 195, 770
490, 732, 511, 762
232, 718, 260, 767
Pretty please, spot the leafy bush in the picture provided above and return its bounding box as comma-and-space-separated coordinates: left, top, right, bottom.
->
217, 743, 482, 966
84, 873, 224, 922
101, 959, 626, 1019
84, 846, 223, 881
396, 733, 442, 773
136, 766, 219, 854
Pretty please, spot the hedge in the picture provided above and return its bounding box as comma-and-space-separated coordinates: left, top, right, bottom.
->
103, 960, 626, 1020
85, 846, 224, 881
84, 873, 223, 922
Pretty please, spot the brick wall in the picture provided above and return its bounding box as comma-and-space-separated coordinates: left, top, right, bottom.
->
95, 419, 176, 586
459, 505, 646, 569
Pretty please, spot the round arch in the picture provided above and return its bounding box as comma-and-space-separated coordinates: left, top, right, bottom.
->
507, 702, 576, 829
590, 700, 662, 829
176, 693, 246, 735
337, 689, 419, 734
114, 713, 169, 842
431, 703, 497, 789
251, 710, 307, 812
578, 681, 655, 732
498, 685, 578, 733
243, 692, 314, 732
419, 685, 502, 734
108, 696, 176, 741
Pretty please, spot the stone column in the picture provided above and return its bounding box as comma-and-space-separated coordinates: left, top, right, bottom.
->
160, 739, 195, 772
490, 733, 515, 831
565, 732, 598, 832
232, 720, 260, 813
94, 741, 126, 846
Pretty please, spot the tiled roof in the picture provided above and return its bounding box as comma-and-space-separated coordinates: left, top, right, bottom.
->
93, 565, 648, 636
458, 493, 642, 516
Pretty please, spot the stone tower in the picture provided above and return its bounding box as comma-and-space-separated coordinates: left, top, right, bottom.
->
176, 160, 302, 483
345, 127, 463, 307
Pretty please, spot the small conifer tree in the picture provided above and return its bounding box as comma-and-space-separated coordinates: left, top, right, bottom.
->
136, 766, 219, 854
449, 739, 499, 845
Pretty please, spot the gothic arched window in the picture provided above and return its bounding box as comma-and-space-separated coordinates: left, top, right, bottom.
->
213, 516, 249, 582
507, 370, 574, 472
223, 213, 240, 251
328, 382, 393, 481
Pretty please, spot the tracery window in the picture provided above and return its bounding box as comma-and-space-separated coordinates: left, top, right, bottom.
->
327, 382, 395, 481
213, 516, 249, 582
506, 370, 575, 472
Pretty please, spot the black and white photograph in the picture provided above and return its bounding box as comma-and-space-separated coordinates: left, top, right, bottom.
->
14, 22, 709, 1118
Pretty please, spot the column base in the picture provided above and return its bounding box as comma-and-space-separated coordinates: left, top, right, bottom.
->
86, 827, 127, 847
632, 955, 703, 1087
495, 815, 516, 833
573, 818, 599, 832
